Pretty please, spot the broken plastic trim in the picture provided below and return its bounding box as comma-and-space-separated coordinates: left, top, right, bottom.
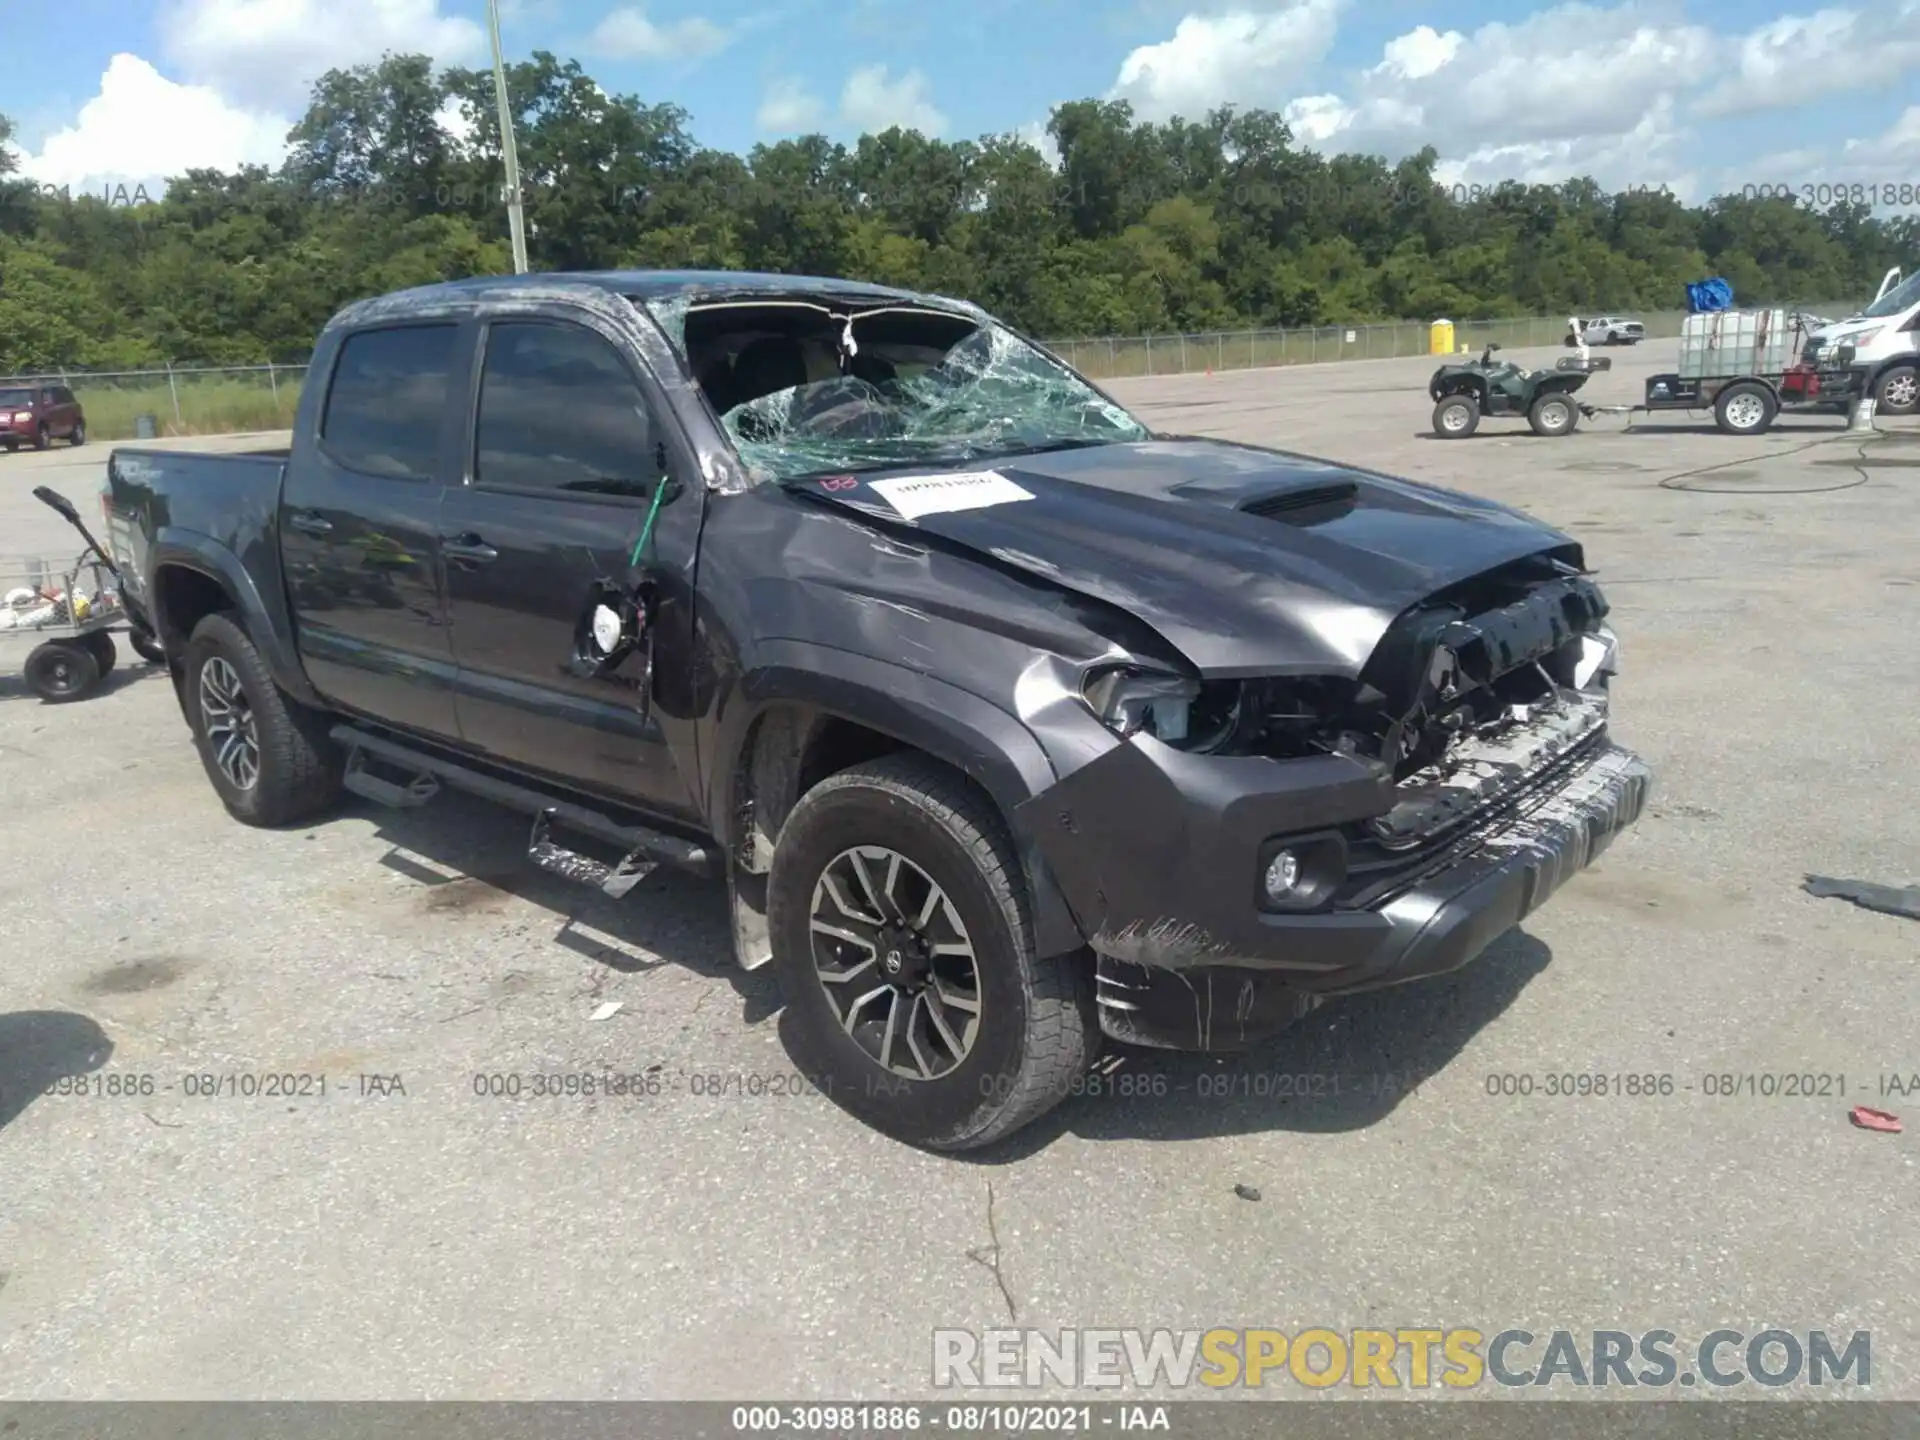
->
643, 297, 1152, 485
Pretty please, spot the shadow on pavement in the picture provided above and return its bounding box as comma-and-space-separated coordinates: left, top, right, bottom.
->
974, 929, 1553, 1157
316, 786, 1549, 1152
349, 788, 781, 1027
0, 1011, 114, 1129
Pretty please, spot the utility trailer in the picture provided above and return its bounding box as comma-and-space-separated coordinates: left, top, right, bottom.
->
1606, 309, 1864, 435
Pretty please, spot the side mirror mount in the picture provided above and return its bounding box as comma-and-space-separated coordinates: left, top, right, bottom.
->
568, 579, 655, 691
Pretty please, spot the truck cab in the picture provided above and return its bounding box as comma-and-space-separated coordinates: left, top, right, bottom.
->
1802, 267, 1920, 414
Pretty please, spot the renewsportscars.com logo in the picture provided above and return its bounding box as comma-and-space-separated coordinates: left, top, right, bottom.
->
931, 1328, 1872, 1391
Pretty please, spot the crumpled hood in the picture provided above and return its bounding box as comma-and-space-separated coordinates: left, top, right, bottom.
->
785, 438, 1583, 677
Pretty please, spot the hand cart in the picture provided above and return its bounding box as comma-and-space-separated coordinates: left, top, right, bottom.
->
1, 486, 166, 703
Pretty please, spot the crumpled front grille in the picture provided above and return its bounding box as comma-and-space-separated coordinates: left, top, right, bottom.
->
1337, 688, 1612, 909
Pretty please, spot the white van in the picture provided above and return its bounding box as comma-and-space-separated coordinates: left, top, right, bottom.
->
1802, 267, 1920, 414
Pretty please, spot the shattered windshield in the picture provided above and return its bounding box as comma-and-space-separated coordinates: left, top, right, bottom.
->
642, 296, 1152, 483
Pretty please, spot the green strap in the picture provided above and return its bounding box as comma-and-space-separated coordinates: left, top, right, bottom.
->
629, 478, 669, 569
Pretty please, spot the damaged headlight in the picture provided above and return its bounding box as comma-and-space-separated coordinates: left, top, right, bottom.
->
1082, 666, 1201, 743
1572, 623, 1620, 689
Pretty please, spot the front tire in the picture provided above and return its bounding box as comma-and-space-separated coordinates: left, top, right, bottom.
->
24, 640, 99, 702
1528, 392, 1579, 436
1432, 394, 1479, 438
767, 753, 1097, 1151
32, 425, 50, 451
182, 612, 344, 826
1874, 363, 1918, 415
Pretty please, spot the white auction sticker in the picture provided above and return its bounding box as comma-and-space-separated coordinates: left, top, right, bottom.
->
866, 470, 1035, 520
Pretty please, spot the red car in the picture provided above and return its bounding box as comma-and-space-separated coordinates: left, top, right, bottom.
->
0, 383, 87, 451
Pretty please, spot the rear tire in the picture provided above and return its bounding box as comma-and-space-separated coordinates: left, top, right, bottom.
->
82, 630, 117, 677
24, 640, 99, 703
68, 420, 87, 446
1528, 392, 1579, 436
182, 612, 344, 826
767, 752, 1097, 1152
1714, 382, 1777, 436
129, 626, 167, 665
1432, 394, 1480, 438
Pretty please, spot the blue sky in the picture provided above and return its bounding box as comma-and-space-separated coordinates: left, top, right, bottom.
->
5, 0, 1919, 208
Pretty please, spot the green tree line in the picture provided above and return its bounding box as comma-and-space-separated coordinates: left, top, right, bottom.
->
1, 53, 1916, 372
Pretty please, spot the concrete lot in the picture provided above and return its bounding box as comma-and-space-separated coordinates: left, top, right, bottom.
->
3, 340, 1918, 1400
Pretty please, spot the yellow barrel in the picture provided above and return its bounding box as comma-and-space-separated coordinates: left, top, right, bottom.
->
1429, 319, 1456, 355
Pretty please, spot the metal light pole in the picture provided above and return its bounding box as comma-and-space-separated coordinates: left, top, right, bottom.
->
486, 0, 529, 274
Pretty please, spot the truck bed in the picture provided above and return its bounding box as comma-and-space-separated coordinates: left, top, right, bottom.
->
104, 446, 290, 625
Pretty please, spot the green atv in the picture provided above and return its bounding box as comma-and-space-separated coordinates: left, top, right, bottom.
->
1429, 343, 1611, 439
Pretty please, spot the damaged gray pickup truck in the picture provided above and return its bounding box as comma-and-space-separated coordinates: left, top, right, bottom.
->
103, 269, 1651, 1150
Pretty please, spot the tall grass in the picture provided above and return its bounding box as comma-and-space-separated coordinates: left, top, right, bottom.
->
68, 375, 306, 442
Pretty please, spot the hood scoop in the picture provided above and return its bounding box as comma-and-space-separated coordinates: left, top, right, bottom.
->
1238, 481, 1359, 527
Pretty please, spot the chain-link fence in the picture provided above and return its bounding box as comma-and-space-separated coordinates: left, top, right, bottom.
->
0, 363, 309, 443
1, 304, 1854, 440
1043, 307, 1851, 381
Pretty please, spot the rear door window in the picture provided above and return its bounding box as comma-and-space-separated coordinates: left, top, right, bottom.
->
321, 324, 459, 480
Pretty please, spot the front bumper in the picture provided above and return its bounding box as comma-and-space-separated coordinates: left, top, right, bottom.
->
1020, 728, 1650, 1052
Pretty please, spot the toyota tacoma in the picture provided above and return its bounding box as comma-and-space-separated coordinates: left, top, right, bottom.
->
102, 269, 1650, 1150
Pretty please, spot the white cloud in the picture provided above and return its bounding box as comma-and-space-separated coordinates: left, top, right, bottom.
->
1246, 3, 1717, 191
1731, 106, 1920, 210
1373, 24, 1460, 80
1435, 98, 1703, 200
18, 53, 290, 195
839, 65, 948, 137
157, 0, 486, 114
1014, 120, 1062, 169
433, 94, 474, 148
1109, 0, 1920, 198
586, 7, 731, 61
1109, 0, 1345, 123
15, 0, 511, 197
1281, 94, 1354, 146
1695, 1, 1920, 117
756, 77, 827, 134
754, 65, 949, 138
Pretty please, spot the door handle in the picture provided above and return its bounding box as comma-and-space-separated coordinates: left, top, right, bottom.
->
288, 510, 333, 535
442, 534, 499, 565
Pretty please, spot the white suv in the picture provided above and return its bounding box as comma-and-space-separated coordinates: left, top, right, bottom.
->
1567, 316, 1645, 346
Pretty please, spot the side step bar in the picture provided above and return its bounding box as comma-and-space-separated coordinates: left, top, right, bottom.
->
330, 724, 720, 888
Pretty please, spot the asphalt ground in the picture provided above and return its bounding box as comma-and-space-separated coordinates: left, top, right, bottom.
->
2, 339, 1917, 1403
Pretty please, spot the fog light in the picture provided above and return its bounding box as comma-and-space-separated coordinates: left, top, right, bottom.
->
1263, 849, 1304, 904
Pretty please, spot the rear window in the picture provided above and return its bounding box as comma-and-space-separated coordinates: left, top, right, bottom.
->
321, 324, 459, 479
